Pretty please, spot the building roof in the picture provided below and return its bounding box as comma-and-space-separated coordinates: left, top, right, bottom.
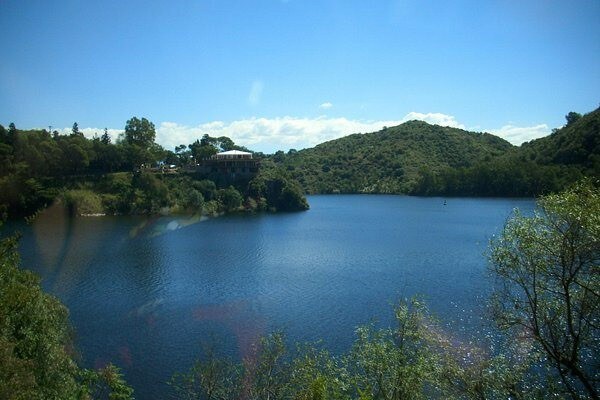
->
217, 150, 252, 155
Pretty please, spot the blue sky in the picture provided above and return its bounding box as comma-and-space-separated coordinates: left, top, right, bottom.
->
1, 0, 598, 153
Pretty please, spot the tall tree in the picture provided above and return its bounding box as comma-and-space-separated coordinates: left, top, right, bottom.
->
565, 111, 583, 126
490, 180, 600, 399
189, 136, 217, 161
7, 123, 16, 146
71, 122, 82, 137
101, 128, 111, 145
124, 117, 156, 148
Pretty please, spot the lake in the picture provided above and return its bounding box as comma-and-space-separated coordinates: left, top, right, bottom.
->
15, 195, 535, 399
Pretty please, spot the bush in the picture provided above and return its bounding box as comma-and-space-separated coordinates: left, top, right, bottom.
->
217, 186, 243, 212
62, 189, 104, 215
0, 232, 134, 399
249, 169, 309, 212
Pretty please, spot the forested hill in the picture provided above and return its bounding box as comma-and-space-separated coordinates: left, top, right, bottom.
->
273, 107, 599, 197
274, 121, 514, 194
519, 108, 600, 173
0, 118, 309, 218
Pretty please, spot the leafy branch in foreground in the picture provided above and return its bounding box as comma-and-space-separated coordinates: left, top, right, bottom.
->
0, 229, 134, 400
490, 179, 600, 399
171, 298, 548, 400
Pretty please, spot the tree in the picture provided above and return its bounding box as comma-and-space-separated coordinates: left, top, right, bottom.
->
71, 122, 82, 137
490, 180, 600, 399
0, 230, 134, 399
101, 127, 111, 144
216, 136, 235, 151
64, 142, 90, 173
217, 186, 243, 212
0, 125, 7, 145
7, 123, 17, 146
171, 299, 505, 399
566, 112, 583, 126
189, 136, 217, 161
124, 117, 156, 148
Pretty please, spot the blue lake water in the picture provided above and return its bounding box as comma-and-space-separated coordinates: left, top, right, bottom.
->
15, 195, 535, 399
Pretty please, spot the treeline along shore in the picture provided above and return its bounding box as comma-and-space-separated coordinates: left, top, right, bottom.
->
1, 107, 598, 219
0, 117, 308, 219
0, 108, 598, 398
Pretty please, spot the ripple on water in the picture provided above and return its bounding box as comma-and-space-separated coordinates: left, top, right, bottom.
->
15, 196, 536, 399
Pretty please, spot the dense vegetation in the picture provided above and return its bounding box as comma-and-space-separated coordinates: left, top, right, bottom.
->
272, 108, 599, 197
0, 229, 134, 399
411, 109, 599, 197
489, 180, 600, 398
3, 108, 596, 216
0, 118, 308, 219
171, 180, 599, 399
1, 150, 597, 397
273, 121, 512, 194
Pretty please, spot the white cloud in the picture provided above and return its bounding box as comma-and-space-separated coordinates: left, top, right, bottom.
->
154, 113, 552, 152
155, 117, 400, 153
402, 112, 465, 129
154, 112, 462, 153
248, 80, 264, 106
319, 102, 333, 109
55, 112, 552, 154
57, 127, 123, 143
489, 124, 550, 145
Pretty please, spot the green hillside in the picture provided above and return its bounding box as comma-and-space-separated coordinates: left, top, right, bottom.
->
274, 107, 599, 197
275, 121, 514, 194
519, 108, 600, 173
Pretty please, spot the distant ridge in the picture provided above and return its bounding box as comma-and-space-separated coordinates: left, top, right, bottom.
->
272, 108, 599, 196
519, 107, 600, 173
273, 120, 514, 194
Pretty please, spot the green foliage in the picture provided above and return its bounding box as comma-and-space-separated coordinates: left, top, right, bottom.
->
0, 120, 309, 217
189, 137, 218, 161
0, 235, 68, 400
565, 111, 582, 126
217, 186, 243, 212
71, 122, 81, 137
171, 349, 243, 400
171, 298, 554, 400
83, 364, 135, 400
522, 107, 600, 171
101, 128, 111, 145
275, 121, 513, 194
414, 108, 599, 196
193, 179, 217, 201
0, 166, 57, 216
249, 163, 309, 211
62, 189, 104, 215
272, 108, 599, 197
0, 231, 134, 399
124, 116, 156, 149
347, 299, 442, 400
131, 171, 170, 213
490, 180, 600, 398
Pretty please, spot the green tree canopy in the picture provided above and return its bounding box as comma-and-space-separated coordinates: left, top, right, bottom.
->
566, 111, 583, 126
101, 127, 111, 145
124, 116, 156, 148
0, 231, 134, 399
71, 122, 82, 137
490, 180, 600, 399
